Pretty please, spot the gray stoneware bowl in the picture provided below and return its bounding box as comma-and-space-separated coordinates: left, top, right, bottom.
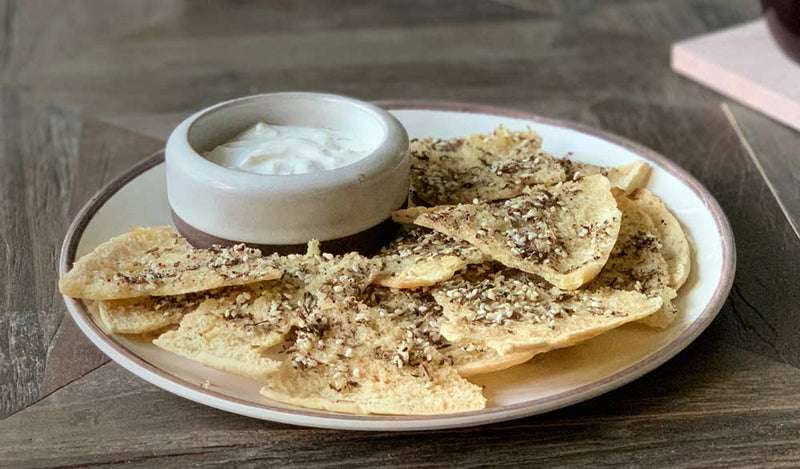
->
165, 92, 410, 254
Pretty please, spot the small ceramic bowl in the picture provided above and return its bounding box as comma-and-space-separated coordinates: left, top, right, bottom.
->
165, 92, 409, 254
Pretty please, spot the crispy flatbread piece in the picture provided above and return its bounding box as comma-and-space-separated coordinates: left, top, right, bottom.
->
364, 287, 534, 378
409, 125, 650, 206
395, 175, 621, 290
59, 226, 281, 300
372, 227, 486, 289
153, 309, 286, 381
629, 188, 691, 290
98, 240, 328, 336
590, 191, 678, 328
433, 265, 662, 353
299, 251, 383, 299
153, 243, 382, 382
409, 126, 566, 205
152, 279, 304, 380
564, 160, 651, 195
607, 161, 651, 195
444, 343, 536, 378
260, 290, 486, 415
98, 292, 208, 334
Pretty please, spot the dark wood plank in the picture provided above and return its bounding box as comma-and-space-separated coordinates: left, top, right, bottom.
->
67, 118, 164, 215
40, 317, 107, 397
578, 0, 759, 41
585, 97, 800, 368
0, 88, 81, 418
9, 0, 758, 142
8, 22, 674, 140
723, 102, 800, 241
0, 88, 164, 418
41, 119, 164, 397
0, 1, 10, 72
40, 117, 165, 400
2, 339, 799, 468
0, 0, 184, 82
132, 0, 543, 39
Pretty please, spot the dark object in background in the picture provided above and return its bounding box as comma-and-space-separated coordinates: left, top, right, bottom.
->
763, 0, 800, 63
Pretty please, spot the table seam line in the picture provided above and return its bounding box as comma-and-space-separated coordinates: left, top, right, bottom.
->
720, 101, 800, 242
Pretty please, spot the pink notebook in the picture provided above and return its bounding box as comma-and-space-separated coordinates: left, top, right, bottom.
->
671, 19, 800, 132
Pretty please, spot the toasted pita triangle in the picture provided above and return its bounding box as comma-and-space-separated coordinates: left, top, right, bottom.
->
445, 344, 536, 378
152, 278, 305, 379
260, 357, 485, 415
59, 226, 282, 300
97, 240, 324, 336
606, 161, 651, 195
153, 309, 286, 381
364, 287, 533, 378
409, 126, 651, 206
630, 188, 691, 289
561, 160, 651, 196
152, 242, 382, 379
433, 264, 662, 353
98, 291, 210, 334
394, 175, 621, 290
372, 227, 486, 289
260, 294, 485, 415
590, 191, 678, 328
409, 126, 565, 205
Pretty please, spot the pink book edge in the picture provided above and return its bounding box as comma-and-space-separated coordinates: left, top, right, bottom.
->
671, 22, 800, 132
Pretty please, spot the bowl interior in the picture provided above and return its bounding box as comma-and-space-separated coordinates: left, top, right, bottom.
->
187, 93, 388, 155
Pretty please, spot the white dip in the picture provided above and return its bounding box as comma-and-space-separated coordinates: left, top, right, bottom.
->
203, 122, 370, 175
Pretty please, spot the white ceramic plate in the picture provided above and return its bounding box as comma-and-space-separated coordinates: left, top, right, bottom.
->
60, 102, 735, 431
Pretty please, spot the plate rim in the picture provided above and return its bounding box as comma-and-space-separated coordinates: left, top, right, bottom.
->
59, 100, 736, 431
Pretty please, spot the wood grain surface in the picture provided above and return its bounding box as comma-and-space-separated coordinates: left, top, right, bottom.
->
3, 1, 799, 467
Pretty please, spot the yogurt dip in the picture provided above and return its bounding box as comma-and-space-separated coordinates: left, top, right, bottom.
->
203, 122, 371, 175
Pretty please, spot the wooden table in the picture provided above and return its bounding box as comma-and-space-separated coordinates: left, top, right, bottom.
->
2, 1, 800, 467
